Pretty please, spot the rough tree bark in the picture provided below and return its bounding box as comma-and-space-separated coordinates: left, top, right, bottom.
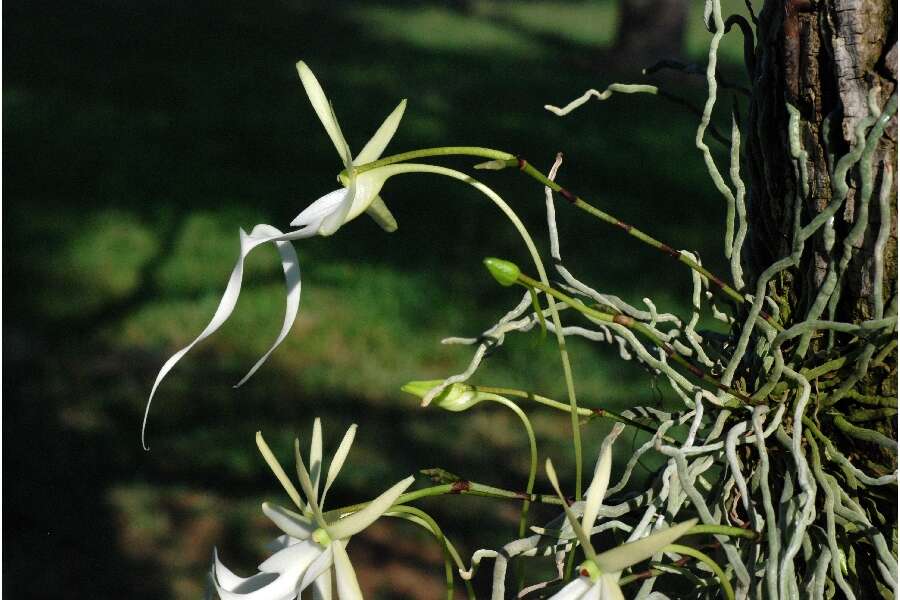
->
746, 0, 897, 329
744, 3, 896, 593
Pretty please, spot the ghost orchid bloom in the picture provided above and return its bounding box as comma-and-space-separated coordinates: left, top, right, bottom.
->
294, 60, 406, 236
141, 64, 410, 449
213, 419, 415, 600
545, 438, 697, 600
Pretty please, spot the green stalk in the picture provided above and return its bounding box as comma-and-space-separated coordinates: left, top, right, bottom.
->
385, 505, 475, 600
664, 543, 735, 600
351, 146, 780, 331
326, 482, 566, 519
487, 396, 538, 539
379, 162, 584, 501
470, 384, 678, 442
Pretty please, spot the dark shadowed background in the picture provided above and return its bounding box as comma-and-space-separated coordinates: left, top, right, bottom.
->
4, 1, 749, 597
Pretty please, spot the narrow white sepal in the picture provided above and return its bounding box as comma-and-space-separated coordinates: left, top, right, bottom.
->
333, 542, 364, 600
594, 519, 697, 574
256, 431, 304, 511
321, 424, 358, 505
296, 61, 352, 166
262, 502, 316, 540
354, 99, 407, 165
327, 476, 415, 540
298, 544, 334, 592
310, 418, 324, 496
294, 438, 325, 525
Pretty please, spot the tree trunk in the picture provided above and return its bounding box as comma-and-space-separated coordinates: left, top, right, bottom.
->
615, 0, 689, 63
746, 0, 897, 329
745, 3, 896, 594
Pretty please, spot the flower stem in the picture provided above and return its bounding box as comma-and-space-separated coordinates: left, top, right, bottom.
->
469, 384, 678, 442
664, 543, 735, 600
327, 481, 566, 519
381, 163, 584, 501
385, 505, 475, 600
487, 396, 538, 539
351, 147, 781, 331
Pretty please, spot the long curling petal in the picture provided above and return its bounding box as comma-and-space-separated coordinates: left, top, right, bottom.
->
142, 224, 317, 449
234, 225, 303, 388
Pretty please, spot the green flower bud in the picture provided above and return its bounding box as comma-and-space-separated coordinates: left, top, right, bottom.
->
402, 380, 505, 412
401, 380, 444, 399
484, 257, 521, 287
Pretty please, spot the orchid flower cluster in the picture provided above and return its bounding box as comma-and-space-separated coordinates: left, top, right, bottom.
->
147, 1, 896, 598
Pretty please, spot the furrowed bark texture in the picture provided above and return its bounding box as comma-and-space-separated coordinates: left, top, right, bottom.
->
746, 0, 897, 330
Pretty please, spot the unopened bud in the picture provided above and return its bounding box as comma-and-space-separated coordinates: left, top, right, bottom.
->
484, 257, 521, 287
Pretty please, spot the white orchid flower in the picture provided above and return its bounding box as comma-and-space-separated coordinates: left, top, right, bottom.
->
545, 431, 697, 600
141, 63, 408, 449
213, 419, 415, 600
294, 60, 406, 236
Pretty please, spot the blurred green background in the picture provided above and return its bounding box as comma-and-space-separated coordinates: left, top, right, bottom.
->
4, 1, 750, 597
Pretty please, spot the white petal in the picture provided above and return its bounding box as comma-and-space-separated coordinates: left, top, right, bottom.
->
354, 99, 407, 165
321, 424, 357, 505
142, 223, 319, 449
318, 178, 356, 237
266, 534, 299, 553
291, 189, 348, 228
257, 431, 304, 511
258, 538, 321, 574
214, 548, 260, 591
214, 549, 296, 600
582, 580, 603, 600
234, 225, 302, 388
344, 171, 389, 223
548, 577, 592, 600
594, 519, 697, 574
332, 542, 364, 600
598, 574, 625, 600
312, 570, 333, 600
310, 418, 324, 498
326, 476, 414, 540
298, 545, 334, 591
294, 438, 326, 524
296, 61, 352, 165
582, 425, 622, 531
545, 459, 595, 559
364, 195, 399, 232
262, 503, 316, 540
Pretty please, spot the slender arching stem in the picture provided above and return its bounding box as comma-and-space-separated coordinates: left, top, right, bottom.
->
664, 543, 735, 600
376, 162, 585, 499
487, 396, 538, 539
351, 147, 781, 332
385, 505, 475, 600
